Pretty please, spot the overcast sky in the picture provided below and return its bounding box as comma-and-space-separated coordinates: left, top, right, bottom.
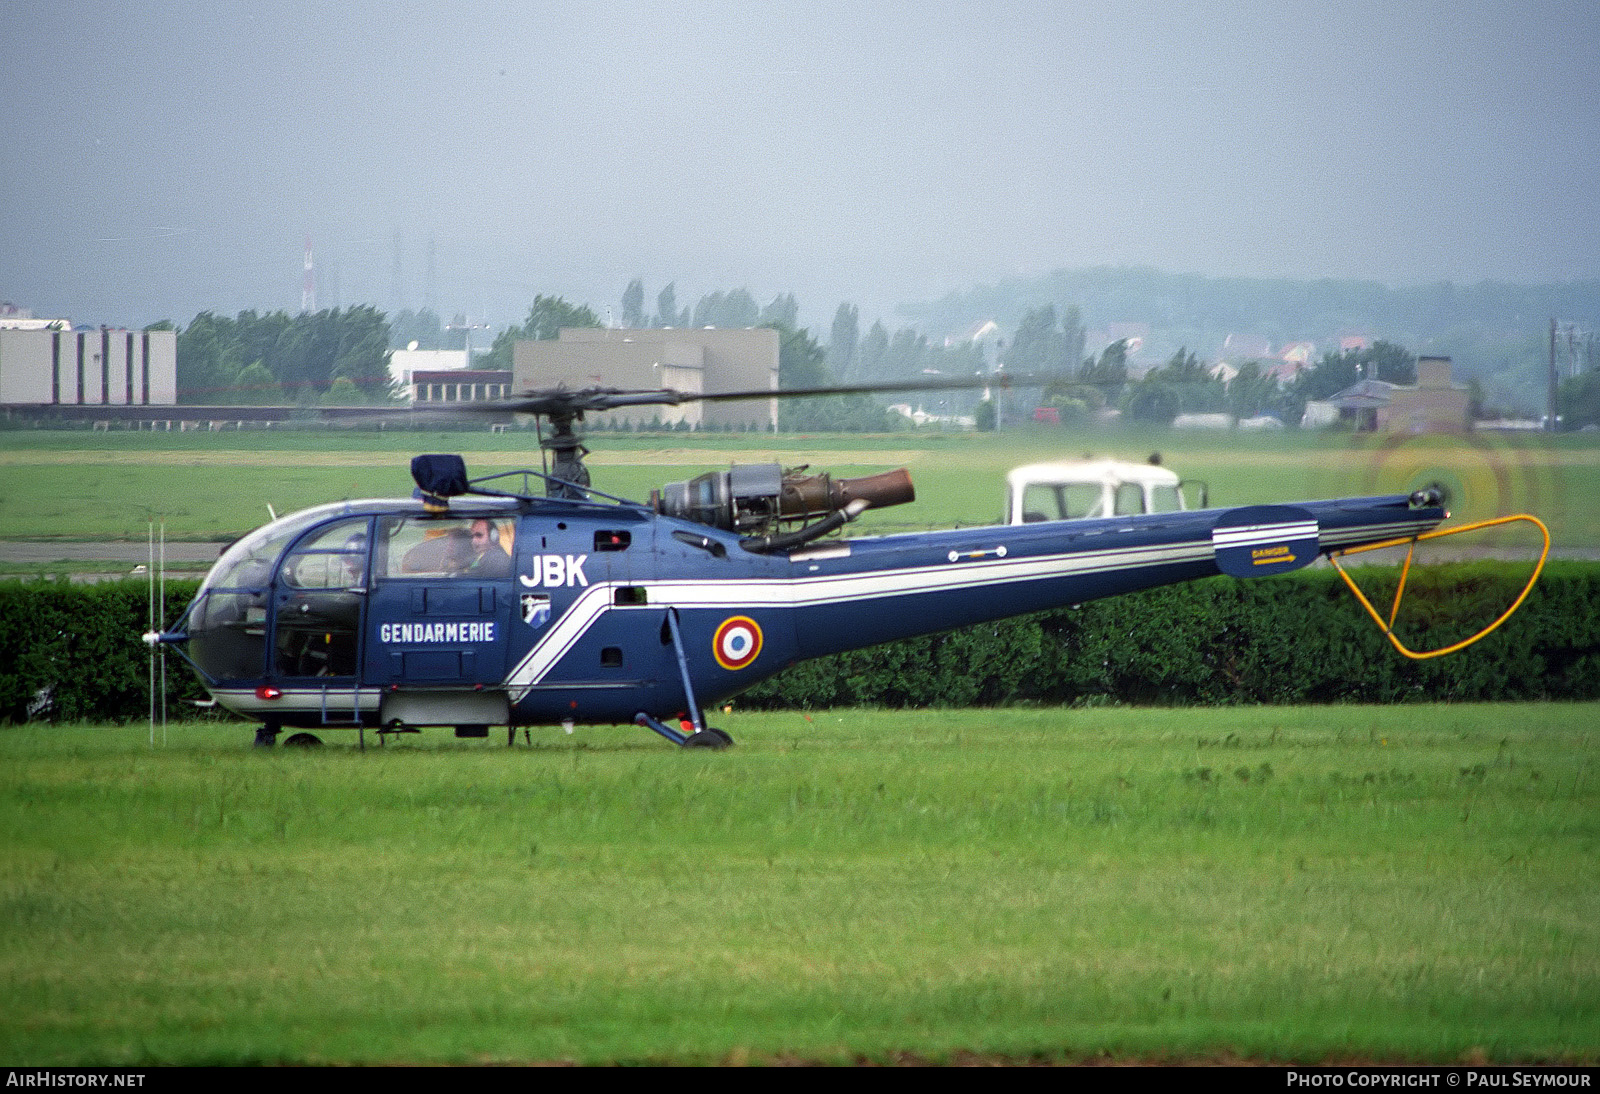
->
3, 0, 1597, 332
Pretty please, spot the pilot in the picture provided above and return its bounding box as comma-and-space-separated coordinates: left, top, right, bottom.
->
439, 526, 475, 573
340, 532, 367, 588
464, 519, 512, 578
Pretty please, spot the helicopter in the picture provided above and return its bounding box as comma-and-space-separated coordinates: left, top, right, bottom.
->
144, 374, 1540, 750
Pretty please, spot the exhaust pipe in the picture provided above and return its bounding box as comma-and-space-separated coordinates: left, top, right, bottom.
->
779, 468, 915, 520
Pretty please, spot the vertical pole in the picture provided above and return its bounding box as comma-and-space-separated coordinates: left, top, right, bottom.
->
1549, 317, 1559, 432
159, 524, 167, 746
148, 524, 155, 747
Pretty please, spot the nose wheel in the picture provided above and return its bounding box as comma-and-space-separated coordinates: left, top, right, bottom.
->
252, 724, 323, 748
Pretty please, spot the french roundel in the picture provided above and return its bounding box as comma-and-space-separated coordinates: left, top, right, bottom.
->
712, 616, 763, 671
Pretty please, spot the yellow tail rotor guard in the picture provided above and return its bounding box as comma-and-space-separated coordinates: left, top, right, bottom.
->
1327, 514, 1550, 660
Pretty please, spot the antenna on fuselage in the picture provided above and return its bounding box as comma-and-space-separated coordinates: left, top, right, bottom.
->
145, 523, 167, 748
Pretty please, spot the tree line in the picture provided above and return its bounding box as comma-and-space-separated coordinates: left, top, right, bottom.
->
902, 265, 1600, 420
161, 281, 1597, 430
174, 306, 393, 405
160, 293, 1421, 432
1002, 302, 1423, 428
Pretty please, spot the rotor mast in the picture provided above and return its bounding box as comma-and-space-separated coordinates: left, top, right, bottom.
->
539, 409, 591, 498
484, 370, 1041, 501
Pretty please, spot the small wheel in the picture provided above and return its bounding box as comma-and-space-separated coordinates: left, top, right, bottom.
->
706, 727, 734, 746
682, 731, 729, 750
283, 732, 323, 748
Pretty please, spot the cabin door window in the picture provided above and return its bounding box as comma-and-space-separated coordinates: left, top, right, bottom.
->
364, 515, 513, 686
271, 518, 370, 678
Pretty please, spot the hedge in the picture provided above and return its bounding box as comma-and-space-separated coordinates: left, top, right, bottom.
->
740, 561, 1600, 709
0, 580, 209, 724
2, 562, 1596, 724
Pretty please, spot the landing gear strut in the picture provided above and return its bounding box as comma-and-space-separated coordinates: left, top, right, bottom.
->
635, 712, 734, 749
640, 607, 734, 749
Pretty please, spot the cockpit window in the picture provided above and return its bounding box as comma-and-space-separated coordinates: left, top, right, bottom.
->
379, 516, 513, 579
186, 514, 343, 682
205, 509, 329, 591
279, 519, 370, 590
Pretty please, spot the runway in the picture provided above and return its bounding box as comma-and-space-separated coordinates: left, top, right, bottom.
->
0, 541, 226, 564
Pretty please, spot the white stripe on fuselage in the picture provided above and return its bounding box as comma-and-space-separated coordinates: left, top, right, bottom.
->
505, 533, 1213, 698
1213, 520, 1318, 547
503, 514, 1442, 700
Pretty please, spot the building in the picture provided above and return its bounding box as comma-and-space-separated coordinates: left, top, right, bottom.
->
514, 327, 778, 430
1303, 356, 1471, 432
944, 319, 1004, 366
0, 302, 68, 332
389, 347, 468, 385
388, 348, 512, 404
408, 368, 513, 404
0, 326, 176, 407
1382, 356, 1471, 432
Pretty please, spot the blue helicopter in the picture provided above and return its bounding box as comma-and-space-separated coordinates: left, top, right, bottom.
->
146, 379, 1471, 749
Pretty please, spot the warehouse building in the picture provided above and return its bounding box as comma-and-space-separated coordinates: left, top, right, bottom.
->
0, 325, 177, 408
514, 327, 778, 430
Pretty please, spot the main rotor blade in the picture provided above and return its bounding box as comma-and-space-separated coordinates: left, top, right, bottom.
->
483, 387, 687, 417
481, 370, 1070, 416
689, 370, 1067, 404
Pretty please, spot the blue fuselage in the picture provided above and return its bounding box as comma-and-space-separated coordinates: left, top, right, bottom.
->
175, 492, 1443, 730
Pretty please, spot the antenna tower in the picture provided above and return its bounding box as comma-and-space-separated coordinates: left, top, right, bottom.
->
391, 229, 406, 313
426, 235, 439, 316
302, 235, 317, 313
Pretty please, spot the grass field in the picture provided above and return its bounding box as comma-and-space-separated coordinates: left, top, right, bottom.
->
0, 426, 1595, 551
2, 704, 1596, 1064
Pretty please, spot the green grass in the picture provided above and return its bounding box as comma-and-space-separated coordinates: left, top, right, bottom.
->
1, 426, 1594, 550
0, 428, 1593, 547
2, 704, 1596, 1064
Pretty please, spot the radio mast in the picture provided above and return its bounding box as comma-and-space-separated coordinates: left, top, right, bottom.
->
301, 235, 317, 313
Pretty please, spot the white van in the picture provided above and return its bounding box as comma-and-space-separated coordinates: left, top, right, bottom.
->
1004, 459, 1208, 525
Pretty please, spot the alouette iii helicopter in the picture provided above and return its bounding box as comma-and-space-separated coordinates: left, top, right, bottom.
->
145, 373, 1547, 749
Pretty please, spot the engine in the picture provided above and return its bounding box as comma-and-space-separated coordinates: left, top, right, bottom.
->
652, 463, 915, 537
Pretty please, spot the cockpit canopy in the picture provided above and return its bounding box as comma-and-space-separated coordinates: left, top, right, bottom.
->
181, 499, 520, 683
